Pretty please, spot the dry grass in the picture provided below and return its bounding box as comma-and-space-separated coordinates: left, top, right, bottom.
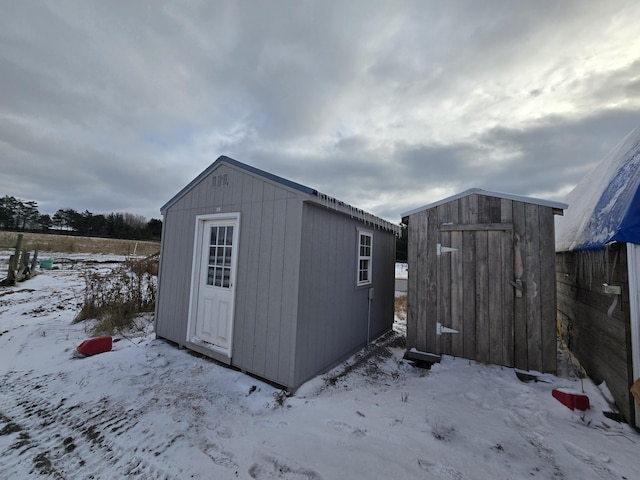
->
74, 255, 158, 336
0, 231, 159, 256
0, 231, 160, 335
394, 294, 407, 321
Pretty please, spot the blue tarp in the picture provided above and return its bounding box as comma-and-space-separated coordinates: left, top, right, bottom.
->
556, 127, 640, 251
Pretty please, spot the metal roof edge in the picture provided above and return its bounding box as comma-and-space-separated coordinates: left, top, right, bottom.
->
306, 193, 401, 234
160, 157, 399, 234
219, 156, 316, 196
160, 156, 225, 213
401, 188, 568, 218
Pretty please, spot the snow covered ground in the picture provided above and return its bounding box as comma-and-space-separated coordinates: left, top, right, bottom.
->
395, 262, 408, 279
1, 256, 639, 479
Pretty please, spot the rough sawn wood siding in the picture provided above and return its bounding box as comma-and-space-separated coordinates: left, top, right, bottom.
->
406, 193, 557, 373
556, 246, 635, 425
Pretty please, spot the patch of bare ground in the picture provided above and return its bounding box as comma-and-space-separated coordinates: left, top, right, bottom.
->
0, 370, 176, 479
394, 294, 407, 321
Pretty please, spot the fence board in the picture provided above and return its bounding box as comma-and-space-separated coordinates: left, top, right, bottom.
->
438, 204, 452, 355
450, 226, 464, 357
524, 203, 542, 371
501, 199, 515, 367
488, 230, 504, 365
461, 195, 477, 359
512, 201, 528, 370
475, 230, 490, 363
539, 206, 557, 373
425, 208, 439, 354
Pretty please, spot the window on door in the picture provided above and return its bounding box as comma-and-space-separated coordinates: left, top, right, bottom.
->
357, 230, 373, 286
207, 225, 234, 288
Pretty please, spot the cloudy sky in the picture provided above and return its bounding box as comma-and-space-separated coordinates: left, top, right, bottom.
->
1, 0, 639, 223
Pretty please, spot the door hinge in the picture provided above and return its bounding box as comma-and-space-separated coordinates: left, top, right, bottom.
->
436, 322, 460, 336
437, 243, 458, 256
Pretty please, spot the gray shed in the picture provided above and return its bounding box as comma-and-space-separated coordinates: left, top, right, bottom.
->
401, 189, 566, 372
155, 156, 399, 390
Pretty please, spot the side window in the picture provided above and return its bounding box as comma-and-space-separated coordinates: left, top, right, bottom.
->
357, 230, 373, 286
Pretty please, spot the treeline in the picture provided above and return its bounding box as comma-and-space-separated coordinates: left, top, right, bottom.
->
0, 195, 162, 240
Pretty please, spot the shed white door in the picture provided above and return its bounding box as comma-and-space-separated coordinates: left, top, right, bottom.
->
194, 219, 238, 354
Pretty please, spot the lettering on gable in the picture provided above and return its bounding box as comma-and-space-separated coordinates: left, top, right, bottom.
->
212, 174, 229, 188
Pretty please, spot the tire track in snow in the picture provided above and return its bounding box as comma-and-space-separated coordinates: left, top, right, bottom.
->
0, 370, 177, 479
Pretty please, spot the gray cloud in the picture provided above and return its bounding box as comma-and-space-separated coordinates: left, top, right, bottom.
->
1, 0, 639, 225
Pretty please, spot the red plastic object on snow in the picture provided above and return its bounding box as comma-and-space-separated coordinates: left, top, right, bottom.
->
76, 336, 112, 357
552, 388, 590, 411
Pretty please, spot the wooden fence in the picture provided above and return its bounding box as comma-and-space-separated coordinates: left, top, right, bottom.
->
1, 234, 38, 286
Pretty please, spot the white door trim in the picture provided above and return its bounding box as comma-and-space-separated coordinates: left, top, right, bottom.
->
187, 212, 241, 358
626, 243, 640, 427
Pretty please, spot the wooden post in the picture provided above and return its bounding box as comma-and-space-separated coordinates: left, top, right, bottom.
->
30, 250, 39, 271
19, 251, 31, 279
6, 254, 16, 285
4, 234, 24, 285
11, 234, 23, 272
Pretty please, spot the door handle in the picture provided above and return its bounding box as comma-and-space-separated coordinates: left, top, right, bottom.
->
510, 279, 524, 297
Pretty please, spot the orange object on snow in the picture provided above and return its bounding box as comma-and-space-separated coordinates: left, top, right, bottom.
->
76, 336, 112, 356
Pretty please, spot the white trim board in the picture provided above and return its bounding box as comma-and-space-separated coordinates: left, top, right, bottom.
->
186, 212, 241, 359
626, 243, 640, 428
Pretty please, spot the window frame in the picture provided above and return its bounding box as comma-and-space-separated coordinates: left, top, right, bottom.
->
357, 229, 373, 287
205, 224, 234, 288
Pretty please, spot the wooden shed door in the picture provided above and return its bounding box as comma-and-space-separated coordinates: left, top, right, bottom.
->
434, 224, 515, 367
194, 218, 239, 355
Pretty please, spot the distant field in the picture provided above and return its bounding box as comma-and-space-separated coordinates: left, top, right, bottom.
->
0, 231, 160, 256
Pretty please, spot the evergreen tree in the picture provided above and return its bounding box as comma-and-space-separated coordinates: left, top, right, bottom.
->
1, 194, 162, 241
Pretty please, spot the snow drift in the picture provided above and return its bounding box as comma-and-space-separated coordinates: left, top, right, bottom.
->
556, 126, 640, 251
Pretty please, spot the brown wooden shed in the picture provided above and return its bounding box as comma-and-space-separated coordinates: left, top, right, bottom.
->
401, 189, 566, 372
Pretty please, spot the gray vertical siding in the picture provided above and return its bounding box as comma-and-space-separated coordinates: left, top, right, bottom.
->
155, 207, 197, 345
294, 203, 395, 387
232, 182, 304, 388
155, 163, 304, 387
156, 159, 397, 390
